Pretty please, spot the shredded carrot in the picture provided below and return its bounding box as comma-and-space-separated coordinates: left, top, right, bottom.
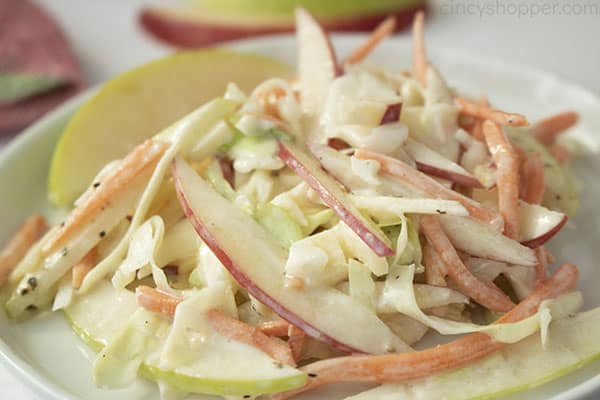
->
455, 97, 529, 127
521, 152, 545, 204
483, 121, 521, 239
271, 263, 579, 400
260, 320, 294, 337
412, 11, 428, 86
355, 148, 503, 229
206, 309, 296, 367
288, 327, 306, 362
344, 16, 396, 65
420, 215, 515, 312
533, 247, 549, 289
423, 239, 457, 321
470, 97, 490, 141
257, 86, 287, 120
71, 248, 97, 289
544, 247, 555, 264
135, 285, 182, 317
0, 215, 47, 286
259, 320, 306, 362
43, 140, 169, 255
422, 240, 447, 287
135, 287, 301, 363
549, 144, 572, 162
531, 111, 578, 145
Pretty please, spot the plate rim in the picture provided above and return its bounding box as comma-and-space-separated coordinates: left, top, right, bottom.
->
1, 33, 600, 400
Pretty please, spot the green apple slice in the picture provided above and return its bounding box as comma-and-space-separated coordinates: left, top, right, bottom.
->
64, 281, 306, 396
172, 157, 410, 354
49, 49, 291, 206
346, 307, 600, 400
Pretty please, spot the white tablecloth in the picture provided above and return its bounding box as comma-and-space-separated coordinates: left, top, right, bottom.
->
2, 0, 599, 398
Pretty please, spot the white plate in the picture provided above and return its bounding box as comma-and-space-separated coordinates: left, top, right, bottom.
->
1, 34, 600, 400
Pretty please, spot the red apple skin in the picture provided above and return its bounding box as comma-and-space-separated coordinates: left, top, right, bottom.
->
278, 140, 395, 256
521, 214, 568, 248
327, 137, 351, 150
380, 102, 402, 124
172, 160, 366, 354
139, 5, 425, 48
415, 161, 485, 189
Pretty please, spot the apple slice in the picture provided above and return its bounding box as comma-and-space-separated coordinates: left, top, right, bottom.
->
310, 143, 419, 197
295, 7, 339, 118
49, 49, 290, 206
346, 307, 600, 400
437, 215, 537, 267
404, 138, 484, 188
519, 202, 568, 248
356, 148, 503, 229
139, 4, 423, 48
172, 157, 410, 354
278, 140, 394, 256
65, 281, 307, 395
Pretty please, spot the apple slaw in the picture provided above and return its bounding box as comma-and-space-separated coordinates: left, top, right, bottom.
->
0, 7, 594, 400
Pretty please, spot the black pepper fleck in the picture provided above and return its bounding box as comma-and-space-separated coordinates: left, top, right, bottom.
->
243, 396, 251, 399
93, 182, 101, 188
27, 277, 37, 290
20, 288, 29, 296
60, 221, 65, 227
436, 209, 447, 215
126, 215, 133, 222
555, 195, 562, 200
273, 362, 284, 369
308, 373, 318, 378
62, 248, 68, 257
99, 230, 106, 238
26, 305, 37, 311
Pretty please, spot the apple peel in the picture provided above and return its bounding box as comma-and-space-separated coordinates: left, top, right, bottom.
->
271, 263, 579, 400
172, 157, 410, 354
278, 140, 394, 256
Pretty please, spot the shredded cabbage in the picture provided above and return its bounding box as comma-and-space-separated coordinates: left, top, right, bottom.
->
352, 195, 468, 222
285, 228, 347, 288
382, 264, 582, 343
81, 98, 240, 294
348, 259, 376, 311
400, 103, 461, 162
94, 308, 170, 388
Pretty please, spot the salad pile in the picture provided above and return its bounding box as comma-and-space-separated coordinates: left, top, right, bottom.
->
1, 8, 598, 400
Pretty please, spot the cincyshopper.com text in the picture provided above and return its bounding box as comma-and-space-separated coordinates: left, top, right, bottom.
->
438, 0, 599, 18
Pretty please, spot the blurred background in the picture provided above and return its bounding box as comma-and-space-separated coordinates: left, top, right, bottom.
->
0, 0, 599, 397
1, 0, 599, 142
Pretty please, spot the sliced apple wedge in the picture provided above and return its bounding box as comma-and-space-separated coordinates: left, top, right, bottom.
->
356, 148, 503, 229
172, 157, 409, 354
404, 138, 484, 188
278, 140, 394, 256
309, 144, 418, 197
347, 308, 600, 400
438, 215, 537, 267
139, 3, 423, 48
65, 282, 307, 395
519, 202, 568, 248
295, 7, 339, 118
